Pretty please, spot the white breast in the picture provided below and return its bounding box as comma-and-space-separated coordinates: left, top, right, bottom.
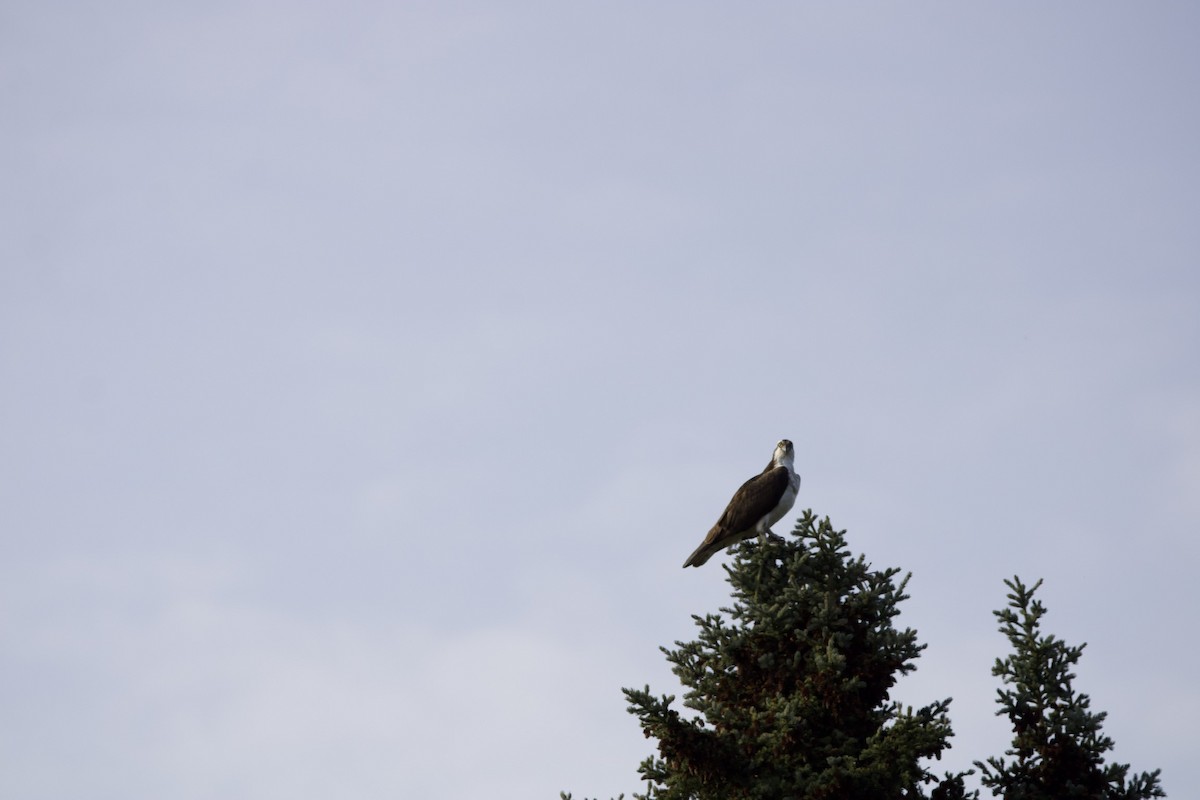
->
765, 474, 799, 529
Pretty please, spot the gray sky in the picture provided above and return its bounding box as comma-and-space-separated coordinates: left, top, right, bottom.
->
2, 3, 1197, 798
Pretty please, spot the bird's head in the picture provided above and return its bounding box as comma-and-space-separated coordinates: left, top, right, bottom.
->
774, 439, 794, 465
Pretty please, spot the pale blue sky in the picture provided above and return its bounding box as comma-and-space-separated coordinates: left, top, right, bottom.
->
2, 4, 1197, 798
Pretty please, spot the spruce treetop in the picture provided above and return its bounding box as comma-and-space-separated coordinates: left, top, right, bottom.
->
975, 576, 1164, 800
620, 510, 968, 800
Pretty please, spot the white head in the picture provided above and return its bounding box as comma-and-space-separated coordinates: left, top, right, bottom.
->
773, 439, 795, 467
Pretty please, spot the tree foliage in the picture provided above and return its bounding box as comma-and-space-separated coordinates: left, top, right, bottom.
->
564, 516, 1165, 800
614, 510, 968, 799
975, 577, 1163, 800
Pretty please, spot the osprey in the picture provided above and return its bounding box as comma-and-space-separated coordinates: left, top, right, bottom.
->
682, 439, 800, 568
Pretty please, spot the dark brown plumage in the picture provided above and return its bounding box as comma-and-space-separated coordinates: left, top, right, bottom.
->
683, 440, 799, 568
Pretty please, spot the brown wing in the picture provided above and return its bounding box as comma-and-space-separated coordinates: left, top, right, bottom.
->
712, 466, 789, 535
682, 466, 790, 567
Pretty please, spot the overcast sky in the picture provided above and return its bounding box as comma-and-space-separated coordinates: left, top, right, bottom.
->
2, 3, 1197, 798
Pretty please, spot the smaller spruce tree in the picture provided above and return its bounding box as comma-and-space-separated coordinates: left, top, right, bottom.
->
975, 576, 1164, 800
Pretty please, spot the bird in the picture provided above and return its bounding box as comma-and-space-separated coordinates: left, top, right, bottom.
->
682, 439, 801, 568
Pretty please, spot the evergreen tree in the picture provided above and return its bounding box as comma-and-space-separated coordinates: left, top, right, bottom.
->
568, 510, 970, 800
975, 577, 1164, 800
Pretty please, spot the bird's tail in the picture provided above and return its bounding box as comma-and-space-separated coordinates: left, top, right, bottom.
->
682, 526, 723, 568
